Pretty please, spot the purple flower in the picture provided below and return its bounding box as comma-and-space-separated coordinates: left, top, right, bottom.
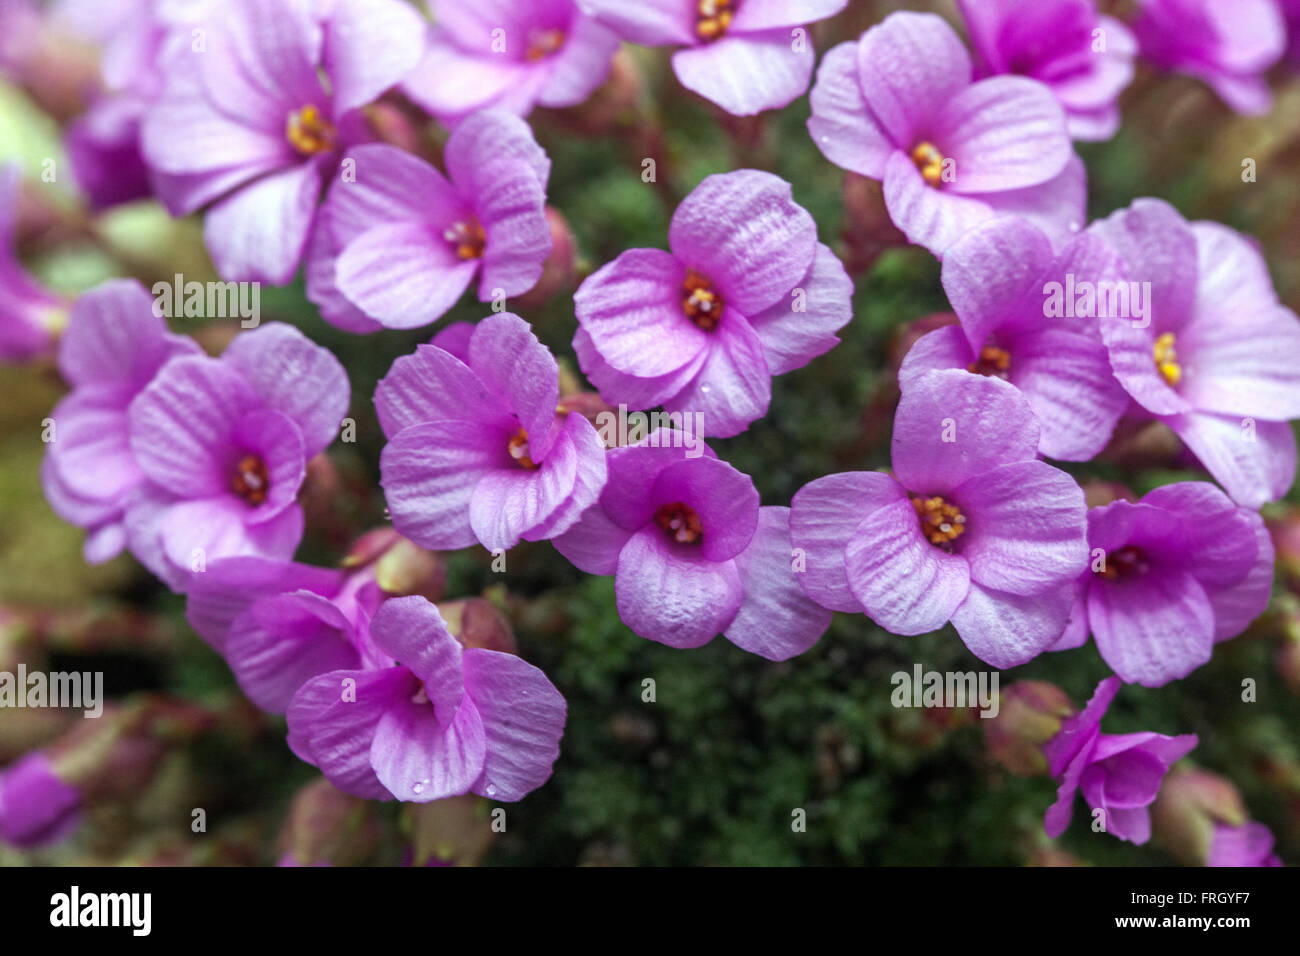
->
307, 110, 552, 332
41, 280, 200, 563
1207, 821, 1282, 866
958, 0, 1137, 141
0, 752, 82, 849
553, 428, 832, 657
124, 322, 350, 591
790, 369, 1088, 669
1132, 0, 1286, 114
1051, 482, 1274, 687
286, 595, 567, 803
573, 169, 851, 438
1, 164, 65, 363
1087, 198, 1300, 507
403, 0, 620, 122
1044, 676, 1197, 844
186, 555, 390, 713
899, 216, 1129, 461
580, 0, 848, 115
140, 0, 426, 283
807, 11, 1084, 257
378, 312, 606, 552
59, 0, 198, 211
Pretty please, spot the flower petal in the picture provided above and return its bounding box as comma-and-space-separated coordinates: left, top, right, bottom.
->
806, 40, 895, 178
380, 420, 505, 550
890, 369, 1040, 495
671, 29, 814, 117
668, 170, 816, 316
790, 471, 906, 613
844, 497, 970, 635
725, 507, 832, 660
1088, 566, 1216, 687
222, 322, 350, 458
614, 525, 743, 648
464, 647, 567, 801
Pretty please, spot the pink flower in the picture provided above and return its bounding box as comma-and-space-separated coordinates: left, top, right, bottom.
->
186, 555, 390, 713
1051, 483, 1274, 687
1133, 0, 1286, 114
554, 428, 832, 658
307, 110, 552, 332
958, 0, 1137, 141
573, 169, 851, 438
41, 280, 200, 562
791, 370, 1088, 669
403, 0, 620, 122
377, 312, 607, 552
125, 323, 350, 591
1087, 198, 1300, 507
287, 596, 566, 803
580, 0, 848, 115
140, 0, 426, 283
900, 216, 1129, 461
1044, 677, 1197, 844
807, 11, 1084, 256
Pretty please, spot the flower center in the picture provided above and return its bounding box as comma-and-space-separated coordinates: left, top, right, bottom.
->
286, 104, 336, 156
1095, 545, 1148, 580
695, 0, 735, 41
1153, 331, 1181, 386
508, 428, 537, 469
911, 495, 966, 548
910, 141, 947, 186
967, 345, 1011, 379
526, 28, 565, 60
654, 502, 703, 544
682, 270, 723, 330
443, 218, 486, 260
232, 454, 270, 505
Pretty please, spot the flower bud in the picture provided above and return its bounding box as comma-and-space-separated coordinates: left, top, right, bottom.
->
277, 777, 379, 866
373, 537, 447, 603
404, 793, 495, 867
1151, 767, 1248, 865
436, 598, 516, 655
983, 681, 1075, 776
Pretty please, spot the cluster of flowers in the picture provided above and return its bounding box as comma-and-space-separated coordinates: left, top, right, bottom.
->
4, 0, 1300, 858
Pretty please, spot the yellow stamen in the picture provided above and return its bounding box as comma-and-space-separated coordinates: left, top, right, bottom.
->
286, 104, 336, 155
526, 28, 565, 60
911, 495, 966, 548
681, 270, 723, 330
508, 428, 537, 469
1095, 545, 1147, 580
910, 141, 947, 186
443, 219, 486, 260
1153, 331, 1181, 386
232, 454, 270, 505
967, 345, 1012, 378
695, 0, 735, 41
655, 502, 703, 544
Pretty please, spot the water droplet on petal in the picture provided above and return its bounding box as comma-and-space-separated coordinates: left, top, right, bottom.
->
412, 780, 427, 795
485, 783, 497, 797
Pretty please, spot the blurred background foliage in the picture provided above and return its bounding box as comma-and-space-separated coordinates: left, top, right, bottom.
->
2, 0, 1300, 865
